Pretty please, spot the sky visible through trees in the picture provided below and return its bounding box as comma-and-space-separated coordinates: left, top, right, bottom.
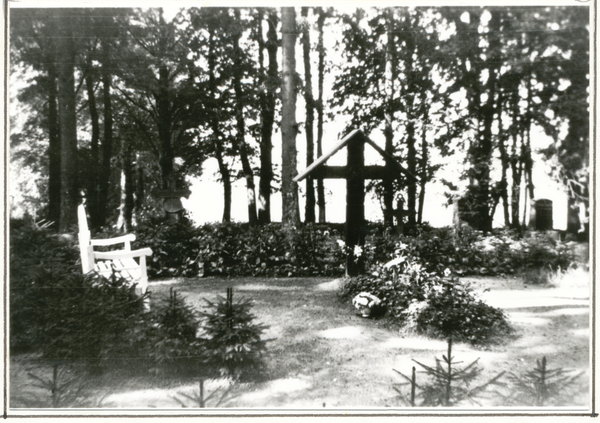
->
8, 5, 589, 233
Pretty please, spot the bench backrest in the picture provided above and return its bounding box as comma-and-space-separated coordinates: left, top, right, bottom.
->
78, 204, 95, 274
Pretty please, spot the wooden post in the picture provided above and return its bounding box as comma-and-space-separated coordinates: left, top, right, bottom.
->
199, 379, 205, 408
346, 135, 365, 276
410, 366, 416, 407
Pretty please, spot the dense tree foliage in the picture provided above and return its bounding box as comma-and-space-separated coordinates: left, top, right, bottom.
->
331, 8, 459, 232
10, 6, 589, 234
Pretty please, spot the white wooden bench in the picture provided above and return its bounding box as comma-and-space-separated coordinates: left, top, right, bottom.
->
78, 204, 153, 299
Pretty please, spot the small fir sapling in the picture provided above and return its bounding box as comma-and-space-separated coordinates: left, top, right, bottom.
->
502, 356, 584, 406
199, 287, 270, 379
19, 363, 107, 408
147, 287, 202, 374
171, 379, 237, 408
393, 338, 505, 407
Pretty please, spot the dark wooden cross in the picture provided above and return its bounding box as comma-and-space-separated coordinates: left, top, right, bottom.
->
294, 129, 417, 276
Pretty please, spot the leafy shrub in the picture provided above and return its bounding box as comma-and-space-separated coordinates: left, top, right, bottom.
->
199, 288, 269, 380
132, 215, 574, 280
519, 234, 574, 271
363, 225, 576, 277
192, 222, 345, 278
340, 252, 511, 345
134, 215, 201, 278
136, 219, 347, 278
340, 259, 430, 324
414, 278, 511, 344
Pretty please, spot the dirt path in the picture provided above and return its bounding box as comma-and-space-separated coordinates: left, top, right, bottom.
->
97, 269, 590, 409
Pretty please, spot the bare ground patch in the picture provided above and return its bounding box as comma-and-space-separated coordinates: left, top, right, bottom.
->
10, 271, 590, 410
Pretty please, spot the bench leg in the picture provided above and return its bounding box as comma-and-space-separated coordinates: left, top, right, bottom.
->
135, 285, 150, 312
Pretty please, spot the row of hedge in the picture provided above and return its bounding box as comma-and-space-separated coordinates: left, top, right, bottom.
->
9, 215, 580, 283
133, 217, 347, 278
132, 217, 578, 279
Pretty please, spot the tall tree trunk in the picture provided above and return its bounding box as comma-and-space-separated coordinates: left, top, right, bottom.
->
156, 12, 174, 190
496, 94, 510, 226
84, 64, 101, 229
512, 142, 524, 230
157, 65, 174, 190
455, 10, 486, 231
509, 99, 522, 230
520, 70, 535, 229
521, 171, 530, 228
477, 109, 495, 232
417, 106, 428, 225
301, 7, 316, 224
281, 7, 300, 226
135, 152, 145, 216
404, 13, 417, 233
562, 18, 589, 235
57, 17, 79, 233
47, 61, 61, 228
216, 144, 232, 223
316, 8, 327, 223
99, 42, 113, 227
208, 30, 232, 222
473, 10, 500, 232
257, 9, 274, 224
522, 138, 535, 228
383, 9, 396, 228
233, 9, 258, 225
406, 121, 417, 233
524, 76, 535, 203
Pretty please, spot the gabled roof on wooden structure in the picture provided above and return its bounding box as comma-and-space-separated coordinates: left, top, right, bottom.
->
293, 129, 417, 182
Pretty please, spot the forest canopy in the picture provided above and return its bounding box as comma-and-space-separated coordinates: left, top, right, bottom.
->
9, 6, 590, 234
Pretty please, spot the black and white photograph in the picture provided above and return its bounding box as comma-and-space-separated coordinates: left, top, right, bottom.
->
4, 0, 595, 417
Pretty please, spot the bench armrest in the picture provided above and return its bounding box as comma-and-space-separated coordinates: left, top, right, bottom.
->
90, 234, 136, 246
94, 248, 153, 260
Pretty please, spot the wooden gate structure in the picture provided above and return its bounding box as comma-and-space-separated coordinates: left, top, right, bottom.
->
294, 129, 417, 276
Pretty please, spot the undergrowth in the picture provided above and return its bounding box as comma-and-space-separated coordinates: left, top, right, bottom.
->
132, 217, 581, 279
339, 251, 512, 345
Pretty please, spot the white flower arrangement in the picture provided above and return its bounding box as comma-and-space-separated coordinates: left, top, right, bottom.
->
353, 245, 363, 258
352, 292, 384, 317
